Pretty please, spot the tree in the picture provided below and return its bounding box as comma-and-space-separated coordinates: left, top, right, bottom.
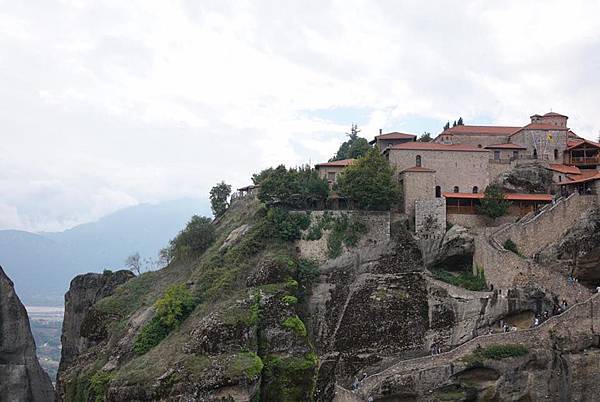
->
258, 165, 328, 209
335, 147, 399, 210
251, 167, 275, 185
419, 132, 432, 142
477, 184, 510, 220
330, 124, 371, 161
210, 181, 232, 217
452, 120, 457, 127
166, 215, 216, 260
125, 252, 142, 275
457, 117, 464, 126
443, 122, 450, 131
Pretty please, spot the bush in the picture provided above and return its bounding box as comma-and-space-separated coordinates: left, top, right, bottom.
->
432, 269, 487, 291
327, 214, 368, 258
261, 353, 318, 401
281, 295, 298, 305
503, 239, 520, 255
210, 181, 232, 217
133, 284, 196, 355
258, 165, 329, 209
282, 315, 307, 337
335, 147, 399, 210
479, 344, 528, 359
330, 124, 370, 161
89, 371, 113, 402
166, 215, 216, 260
265, 208, 310, 241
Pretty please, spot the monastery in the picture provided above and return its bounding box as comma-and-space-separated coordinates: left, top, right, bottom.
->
315, 112, 600, 233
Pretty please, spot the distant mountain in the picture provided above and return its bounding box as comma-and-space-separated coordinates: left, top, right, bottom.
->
0, 198, 209, 305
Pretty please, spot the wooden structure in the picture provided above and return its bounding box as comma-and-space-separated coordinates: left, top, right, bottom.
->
443, 192, 553, 216
567, 140, 600, 167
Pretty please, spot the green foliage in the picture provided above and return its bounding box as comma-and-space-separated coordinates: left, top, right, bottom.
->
229, 352, 264, 380
166, 215, 216, 260
89, 371, 113, 402
326, 214, 368, 258
296, 259, 320, 292
249, 293, 262, 325
418, 132, 432, 142
302, 212, 335, 241
261, 353, 318, 402
281, 295, 298, 305
265, 208, 310, 241
503, 239, 520, 255
478, 184, 509, 219
476, 344, 528, 360
432, 269, 487, 291
336, 147, 399, 210
258, 165, 329, 209
210, 181, 232, 217
282, 315, 307, 337
102, 269, 113, 275
330, 124, 371, 161
95, 271, 159, 318
252, 167, 276, 185
133, 284, 196, 355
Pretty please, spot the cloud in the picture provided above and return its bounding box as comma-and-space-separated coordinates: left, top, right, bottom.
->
1, 0, 599, 231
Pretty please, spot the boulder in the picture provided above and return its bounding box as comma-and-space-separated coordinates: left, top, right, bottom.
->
432, 225, 474, 270
498, 162, 553, 193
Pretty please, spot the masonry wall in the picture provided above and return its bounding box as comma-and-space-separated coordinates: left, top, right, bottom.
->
401, 171, 435, 221
415, 198, 446, 239
316, 166, 346, 186
494, 194, 598, 257
447, 213, 516, 229
510, 129, 568, 162
389, 149, 490, 195
435, 134, 509, 148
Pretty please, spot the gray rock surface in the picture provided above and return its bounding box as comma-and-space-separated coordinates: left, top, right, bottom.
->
0, 265, 55, 402
498, 162, 553, 193
432, 225, 474, 270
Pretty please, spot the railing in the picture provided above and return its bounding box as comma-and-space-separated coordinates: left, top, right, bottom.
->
446, 205, 477, 215
570, 156, 600, 165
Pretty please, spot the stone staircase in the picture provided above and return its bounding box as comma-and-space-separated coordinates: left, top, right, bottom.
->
334, 293, 600, 401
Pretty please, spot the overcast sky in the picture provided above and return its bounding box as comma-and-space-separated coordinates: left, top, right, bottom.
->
2, 0, 600, 232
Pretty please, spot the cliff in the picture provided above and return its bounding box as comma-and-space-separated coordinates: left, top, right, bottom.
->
0, 266, 55, 402
55, 196, 600, 401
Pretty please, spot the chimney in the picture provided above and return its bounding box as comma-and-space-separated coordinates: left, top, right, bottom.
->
379, 128, 382, 135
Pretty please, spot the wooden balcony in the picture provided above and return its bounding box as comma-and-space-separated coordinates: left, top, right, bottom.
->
569, 156, 600, 165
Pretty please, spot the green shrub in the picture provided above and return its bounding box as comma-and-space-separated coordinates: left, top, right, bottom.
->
133, 284, 196, 355
327, 214, 368, 258
479, 344, 528, 359
249, 294, 262, 326
89, 371, 113, 402
265, 208, 310, 241
166, 215, 216, 260
261, 353, 318, 401
281, 295, 298, 305
282, 315, 307, 337
228, 352, 264, 380
102, 269, 113, 276
478, 184, 509, 219
258, 165, 329, 209
432, 269, 487, 291
503, 239, 520, 255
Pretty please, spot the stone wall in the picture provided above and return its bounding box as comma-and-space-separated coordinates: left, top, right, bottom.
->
435, 133, 510, 148
414, 198, 446, 239
447, 213, 517, 229
297, 211, 391, 263
401, 171, 435, 222
510, 128, 568, 162
494, 193, 598, 257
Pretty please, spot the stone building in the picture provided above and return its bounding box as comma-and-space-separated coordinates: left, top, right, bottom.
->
315, 159, 354, 187
369, 131, 416, 150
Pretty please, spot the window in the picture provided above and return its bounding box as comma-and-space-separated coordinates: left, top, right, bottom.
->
494, 150, 500, 160
558, 175, 562, 182
477, 144, 482, 148
472, 186, 478, 193
513, 150, 519, 158
327, 172, 336, 181
533, 149, 538, 159
416, 155, 422, 167
453, 186, 459, 193
554, 149, 559, 160
435, 186, 441, 198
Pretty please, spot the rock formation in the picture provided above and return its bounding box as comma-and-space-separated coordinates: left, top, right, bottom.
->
0, 265, 55, 402
498, 162, 554, 193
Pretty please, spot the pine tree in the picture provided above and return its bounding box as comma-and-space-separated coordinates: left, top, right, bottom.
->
452, 120, 457, 127
443, 122, 450, 131
457, 117, 464, 126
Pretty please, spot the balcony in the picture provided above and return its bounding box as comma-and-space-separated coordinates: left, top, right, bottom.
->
569, 156, 600, 166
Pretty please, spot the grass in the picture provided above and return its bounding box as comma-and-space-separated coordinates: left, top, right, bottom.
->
227, 352, 264, 380
431, 269, 487, 291
282, 315, 307, 337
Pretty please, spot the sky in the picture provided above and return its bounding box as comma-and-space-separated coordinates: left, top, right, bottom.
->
1, 0, 600, 232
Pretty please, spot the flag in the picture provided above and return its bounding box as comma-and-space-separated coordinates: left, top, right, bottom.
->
547, 133, 554, 141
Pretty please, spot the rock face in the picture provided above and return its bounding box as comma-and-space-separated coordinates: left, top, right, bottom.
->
56, 270, 134, 400
432, 225, 474, 270
498, 162, 553, 193
0, 266, 55, 402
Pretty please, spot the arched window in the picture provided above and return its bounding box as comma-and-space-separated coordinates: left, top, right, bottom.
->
435, 186, 441, 198
416, 155, 422, 167
472, 186, 478, 193
453, 186, 459, 193
533, 149, 538, 159
554, 149, 559, 160
477, 144, 482, 148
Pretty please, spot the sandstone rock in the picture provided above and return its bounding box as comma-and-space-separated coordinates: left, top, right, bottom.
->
432, 225, 474, 270
0, 266, 55, 402
498, 162, 554, 193
219, 223, 251, 251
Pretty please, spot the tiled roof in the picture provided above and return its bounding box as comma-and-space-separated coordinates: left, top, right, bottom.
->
567, 138, 600, 150
401, 166, 436, 173
561, 170, 600, 185
315, 158, 355, 168
442, 125, 521, 136
484, 143, 527, 150
388, 142, 489, 152
370, 132, 417, 144
547, 164, 581, 175
509, 123, 569, 136
443, 192, 553, 201
544, 112, 568, 117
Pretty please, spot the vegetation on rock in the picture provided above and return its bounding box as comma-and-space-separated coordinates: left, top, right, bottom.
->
336, 147, 399, 210
282, 315, 307, 337
503, 239, 520, 255
89, 371, 113, 402
210, 181, 232, 217
257, 165, 329, 209
164, 215, 216, 260
329, 124, 370, 161
432, 268, 487, 291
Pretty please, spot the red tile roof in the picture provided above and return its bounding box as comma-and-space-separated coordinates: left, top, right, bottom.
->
561, 170, 600, 185
375, 132, 417, 140
567, 138, 600, 150
388, 142, 489, 152
442, 125, 521, 136
315, 158, 355, 168
401, 166, 436, 173
509, 123, 569, 136
544, 112, 568, 118
547, 164, 581, 175
484, 143, 527, 150
443, 192, 553, 201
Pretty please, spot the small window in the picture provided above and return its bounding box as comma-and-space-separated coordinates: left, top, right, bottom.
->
494, 150, 500, 160
513, 150, 519, 158
472, 186, 478, 193
477, 144, 482, 148
416, 155, 422, 167
533, 149, 538, 159
327, 172, 336, 181
554, 149, 559, 159
453, 186, 459, 193
558, 175, 562, 182
435, 186, 441, 198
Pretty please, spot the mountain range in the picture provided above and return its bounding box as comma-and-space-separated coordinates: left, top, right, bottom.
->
0, 198, 210, 305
